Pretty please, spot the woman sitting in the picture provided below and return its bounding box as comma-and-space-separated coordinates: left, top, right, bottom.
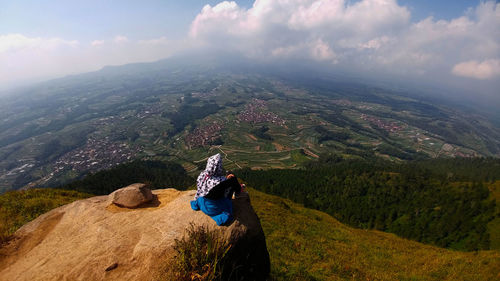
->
190, 153, 243, 226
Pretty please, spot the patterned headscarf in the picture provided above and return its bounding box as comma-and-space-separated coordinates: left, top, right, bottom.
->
195, 153, 226, 199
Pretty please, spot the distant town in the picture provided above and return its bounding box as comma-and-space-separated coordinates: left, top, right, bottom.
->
238, 99, 286, 126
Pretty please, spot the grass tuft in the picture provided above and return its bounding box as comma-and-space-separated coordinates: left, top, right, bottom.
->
159, 223, 233, 281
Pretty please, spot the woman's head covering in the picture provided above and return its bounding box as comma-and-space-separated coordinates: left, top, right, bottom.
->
195, 153, 226, 199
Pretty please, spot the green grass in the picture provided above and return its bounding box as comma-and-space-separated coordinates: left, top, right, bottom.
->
487, 180, 500, 250
248, 188, 500, 281
0, 188, 91, 244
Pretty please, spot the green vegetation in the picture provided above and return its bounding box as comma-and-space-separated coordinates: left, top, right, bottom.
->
249, 188, 500, 281
0, 188, 91, 244
314, 125, 349, 143
2, 68, 500, 192
251, 126, 273, 140
165, 102, 221, 134
51, 156, 500, 252
36, 127, 92, 163
1, 185, 499, 280
158, 223, 232, 281
487, 180, 500, 250
1, 60, 499, 279
239, 157, 500, 251
59, 160, 194, 195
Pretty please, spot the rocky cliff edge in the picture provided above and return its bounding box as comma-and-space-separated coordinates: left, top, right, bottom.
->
0, 187, 270, 281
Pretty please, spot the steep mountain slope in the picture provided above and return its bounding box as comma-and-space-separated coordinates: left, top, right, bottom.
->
239, 158, 500, 251
249, 188, 500, 281
1, 187, 498, 280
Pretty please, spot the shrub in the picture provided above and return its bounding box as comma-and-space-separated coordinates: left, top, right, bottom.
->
159, 223, 232, 281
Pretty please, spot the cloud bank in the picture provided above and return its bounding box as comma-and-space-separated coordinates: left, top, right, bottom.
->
0, 0, 499, 100
0, 33, 179, 90
190, 0, 500, 95
452, 59, 500, 80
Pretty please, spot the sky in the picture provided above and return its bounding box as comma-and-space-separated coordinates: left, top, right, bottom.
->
0, 0, 499, 103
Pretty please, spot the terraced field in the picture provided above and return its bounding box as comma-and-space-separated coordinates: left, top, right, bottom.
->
1, 60, 499, 191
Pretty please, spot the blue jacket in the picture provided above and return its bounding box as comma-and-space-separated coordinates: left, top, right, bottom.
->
190, 196, 233, 226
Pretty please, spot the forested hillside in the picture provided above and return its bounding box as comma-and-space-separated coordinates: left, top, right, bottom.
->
6, 155, 496, 253
52, 157, 500, 251
238, 157, 500, 251
59, 160, 194, 195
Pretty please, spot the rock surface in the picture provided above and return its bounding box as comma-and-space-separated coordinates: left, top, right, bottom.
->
0, 188, 270, 281
109, 183, 153, 208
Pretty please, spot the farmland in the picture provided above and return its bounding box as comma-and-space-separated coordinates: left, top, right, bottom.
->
1, 61, 499, 192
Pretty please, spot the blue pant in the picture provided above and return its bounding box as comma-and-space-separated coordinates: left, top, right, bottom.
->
190, 197, 233, 226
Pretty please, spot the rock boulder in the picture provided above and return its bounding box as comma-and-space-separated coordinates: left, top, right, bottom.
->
0, 188, 270, 281
109, 183, 153, 208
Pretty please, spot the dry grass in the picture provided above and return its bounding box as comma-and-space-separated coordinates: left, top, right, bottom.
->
157, 223, 232, 281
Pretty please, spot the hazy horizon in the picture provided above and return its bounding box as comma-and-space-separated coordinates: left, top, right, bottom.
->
1, 0, 499, 105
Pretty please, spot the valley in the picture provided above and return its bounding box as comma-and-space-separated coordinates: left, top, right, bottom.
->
1, 62, 500, 192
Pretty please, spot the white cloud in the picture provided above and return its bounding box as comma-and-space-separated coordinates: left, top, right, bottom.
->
310, 39, 338, 63
1, 1, 499, 97
91, 40, 104, 47
357, 36, 393, 50
288, 0, 410, 32
189, 0, 412, 60
190, 2, 245, 38
0, 33, 78, 53
189, 0, 500, 90
452, 59, 500, 80
113, 35, 129, 43
0, 34, 178, 88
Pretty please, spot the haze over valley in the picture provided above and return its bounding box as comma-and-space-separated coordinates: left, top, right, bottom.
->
1, 57, 500, 192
